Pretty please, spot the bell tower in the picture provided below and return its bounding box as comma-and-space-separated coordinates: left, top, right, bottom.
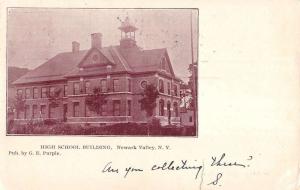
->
118, 16, 138, 48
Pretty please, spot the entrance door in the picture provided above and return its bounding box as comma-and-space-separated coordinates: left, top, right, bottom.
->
63, 104, 68, 122
167, 102, 171, 125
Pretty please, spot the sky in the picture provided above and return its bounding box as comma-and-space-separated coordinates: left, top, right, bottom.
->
7, 8, 198, 82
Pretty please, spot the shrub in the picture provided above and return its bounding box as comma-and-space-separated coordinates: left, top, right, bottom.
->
44, 119, 57, 125
151, 118, 161, 128
7, 121, 196, 136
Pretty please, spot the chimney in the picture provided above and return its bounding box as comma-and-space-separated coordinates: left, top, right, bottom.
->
72, 41, 80, 53
91, 33, 102, 49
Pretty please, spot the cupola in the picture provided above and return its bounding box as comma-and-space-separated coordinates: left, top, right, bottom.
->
118, 16, 138, 48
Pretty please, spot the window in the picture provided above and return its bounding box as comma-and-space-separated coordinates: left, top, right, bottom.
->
159, 99, 164, 116
63, 104, 68, 121
101, 100, 108, 116
73, 82, 80, 95
100, 79, 107, 92
113, 79, 120, 92
173, 102, 179, 117
128, 79, 131, 92
49, 104, 55, 118
25, 88, 30, 99
85, 81, 91, 94
73, 102, 80, 117
113, 100, 120, 116
85, 104, 91, 117
17, 89, 23, 98
24, 105, 30, 119
161, 57, 166, 70
33, 88, 39, 99
141, 81, 147, 89
32, 105, 38, 118
64, 85, 68, 97
167, 82, 171, 95
127, 100, 131, 116
189, 116, 193, 122
92, 54, 99, 63
40, 105, 46, 118
159, 79, 164, 93
41, 87, 47, 98
49, 87, 55, 96
173, 85, 178, 96
16, 110, 20, 119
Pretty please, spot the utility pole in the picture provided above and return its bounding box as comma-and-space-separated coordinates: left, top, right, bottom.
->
190, 10, 197, 128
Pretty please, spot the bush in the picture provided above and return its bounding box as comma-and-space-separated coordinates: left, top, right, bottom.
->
44, 119, 57, 125
7, 121, 196, 136
151, 118, 161, 128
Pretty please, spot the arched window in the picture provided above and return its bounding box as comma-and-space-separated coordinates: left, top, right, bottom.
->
173, 102, 179, 117
159, 79, 164, 93
173, 85, 178, 96
159, 99, 164, 116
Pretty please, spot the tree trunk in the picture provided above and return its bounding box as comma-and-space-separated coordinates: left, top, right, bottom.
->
146, 115, 154, 136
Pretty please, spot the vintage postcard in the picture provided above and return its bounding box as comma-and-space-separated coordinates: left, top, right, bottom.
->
0, 0, 299, 190
6, 8, 198, 137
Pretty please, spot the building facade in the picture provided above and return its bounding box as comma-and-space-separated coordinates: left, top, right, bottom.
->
13, 17, 181, 126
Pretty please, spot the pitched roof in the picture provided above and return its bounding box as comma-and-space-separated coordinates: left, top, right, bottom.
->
13, 50, 88, 84
13, 45, 177, 85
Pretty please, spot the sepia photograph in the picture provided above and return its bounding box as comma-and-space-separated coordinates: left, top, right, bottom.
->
2, 1, 300, 190
6, 8, 198, 136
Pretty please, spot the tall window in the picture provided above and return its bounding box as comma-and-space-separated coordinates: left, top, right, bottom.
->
40, 105, 46, 118
73, 82, 80, 95
49, 87, 55, 96
33, 88, 39, 99
25, 88, 30, 99
17, 89, 23, 98
16, 110, 20, 119
173, 102, 179, 117
32, 105, 38, 118
113, 79, 120, 92
24, 105, 30, 119
173, 85, 178, 96
159, 99, 164, 116
49, 105, 55, 118
85, 104, 91, 117
161, 57, 166, 70
159, 79, 164, 93
101, 100, 108, 116
189, 116, 193, 122
127, 100, 131, 116
41, 87, 47, 98
167, 82, 171, 95
113, 100, 121, 116
73, 102, 80, 117
85, 81, 91, 94
128, 79, 131, 92
64, 85, 68, 97
100, 79, 107, 92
